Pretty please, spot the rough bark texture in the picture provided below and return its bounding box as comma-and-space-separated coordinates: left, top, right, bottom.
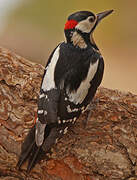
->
0, 47, 137, 180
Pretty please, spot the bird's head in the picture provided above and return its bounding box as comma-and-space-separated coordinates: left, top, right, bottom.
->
64, 10, 113, 48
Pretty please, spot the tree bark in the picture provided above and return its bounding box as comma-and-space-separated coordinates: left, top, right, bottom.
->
0, 47, 137, 180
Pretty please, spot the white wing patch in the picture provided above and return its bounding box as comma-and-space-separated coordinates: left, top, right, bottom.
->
67, 60, 99, 105
41, 45, 60, 91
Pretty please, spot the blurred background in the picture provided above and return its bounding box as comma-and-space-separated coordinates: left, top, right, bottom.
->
0, 0, 137, 94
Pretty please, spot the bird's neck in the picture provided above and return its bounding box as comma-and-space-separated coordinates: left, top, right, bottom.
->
65, 30, 98, 50
71, 31, 87, 49
89, 34, 99, 50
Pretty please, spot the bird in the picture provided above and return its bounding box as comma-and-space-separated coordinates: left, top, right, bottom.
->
17, 9, 113, 172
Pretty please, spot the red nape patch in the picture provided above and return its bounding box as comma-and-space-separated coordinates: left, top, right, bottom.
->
64, 19, 78, 30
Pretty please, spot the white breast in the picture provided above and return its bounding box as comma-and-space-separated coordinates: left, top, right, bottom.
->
41, 45, 60, 91
67, 60, 99, 104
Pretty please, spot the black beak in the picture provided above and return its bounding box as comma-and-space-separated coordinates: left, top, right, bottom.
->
97, 10, 113, 22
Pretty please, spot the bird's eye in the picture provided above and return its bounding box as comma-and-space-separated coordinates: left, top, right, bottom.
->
89, 16, 95, 23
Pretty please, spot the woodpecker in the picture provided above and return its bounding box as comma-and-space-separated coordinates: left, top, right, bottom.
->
17, 10, 113, 172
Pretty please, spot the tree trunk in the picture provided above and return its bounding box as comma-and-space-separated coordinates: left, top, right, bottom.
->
0, 47, 137, 180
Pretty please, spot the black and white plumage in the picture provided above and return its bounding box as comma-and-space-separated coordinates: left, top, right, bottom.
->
17, 10, 113, 172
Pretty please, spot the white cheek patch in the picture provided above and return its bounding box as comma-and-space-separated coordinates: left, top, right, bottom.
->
41, 45, 60, 91
75, 16, 96, 33
67, 60, 99, 105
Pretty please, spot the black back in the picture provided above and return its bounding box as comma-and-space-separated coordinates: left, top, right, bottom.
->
54, 42, 101, 92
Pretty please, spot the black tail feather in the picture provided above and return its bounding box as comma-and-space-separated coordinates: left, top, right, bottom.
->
17, 125, 58, 172
17, 141, 35, 169
17, 126, 36, 169
27, 146, 41, 173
